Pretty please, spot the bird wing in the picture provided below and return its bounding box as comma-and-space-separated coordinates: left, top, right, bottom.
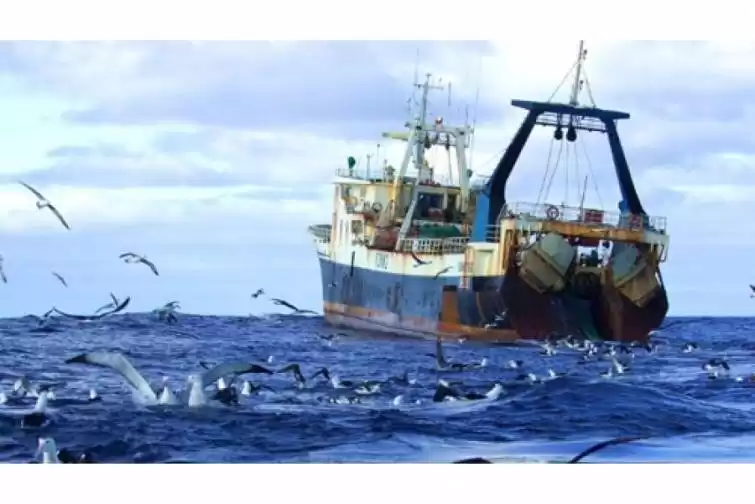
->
410, 251, 423, 264
53, 307, 106, 321
52, 272, 68, 287
140, 258, 159, 276
435, 337, 447, 367
65, 351, 158, 401
567, 435, 649, 463
46, 204, 71, 230
0, 270, 6, 284
432, 382, 458, 402
199, 361, 274, 389
19, 180, 46, 200
94, 303, 114, 314
297, 309, 318, 315
109, 292, 119, 305
119, 252, 138, 259
109, 296, 131, 314
750, 284, 755, 292
272, 298, 299, 312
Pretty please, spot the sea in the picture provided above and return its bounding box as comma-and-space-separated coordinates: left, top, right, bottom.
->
0, 313, 753, 463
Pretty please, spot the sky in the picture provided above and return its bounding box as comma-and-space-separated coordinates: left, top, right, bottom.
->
0, 40, 751, 318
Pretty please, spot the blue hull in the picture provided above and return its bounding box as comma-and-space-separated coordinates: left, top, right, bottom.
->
317, 256, 518, 341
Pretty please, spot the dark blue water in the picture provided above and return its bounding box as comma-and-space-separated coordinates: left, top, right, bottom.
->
1, 313, 754, 463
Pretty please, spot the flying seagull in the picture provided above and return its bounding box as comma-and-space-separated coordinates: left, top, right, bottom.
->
270, 298, 317, 315
251, 288, 265, 298
52, 272, 67, 287
409, 251, 431, 268
0, 255, 7, 283
54, 296, 131, 321
18, 181, 71, 230
119, 252, 159, 276
94, 293, 120, 314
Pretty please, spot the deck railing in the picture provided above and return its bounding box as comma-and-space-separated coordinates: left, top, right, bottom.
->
397, 236, 469, 254
503, 201, 667, 233
334, 168, 456, 187
307, 224, 332, 243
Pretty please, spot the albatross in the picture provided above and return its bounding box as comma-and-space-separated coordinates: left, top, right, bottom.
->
270, 298, 317, 315
54, 296, 131, 321
119, 252, 159, 276
427, 337, 487, 372
185, 361, 274, 407
18, 181, 71, 230
52, 272, 68, 287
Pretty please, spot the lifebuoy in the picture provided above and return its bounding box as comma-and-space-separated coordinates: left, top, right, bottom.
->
372, 202, 383, 213
546, 205, 560, 220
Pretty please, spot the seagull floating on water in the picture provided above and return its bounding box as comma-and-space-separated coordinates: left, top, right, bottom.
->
427, 337, 486, 372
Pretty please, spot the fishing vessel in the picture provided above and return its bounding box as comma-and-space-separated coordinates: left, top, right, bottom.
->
308, 42, 670, 344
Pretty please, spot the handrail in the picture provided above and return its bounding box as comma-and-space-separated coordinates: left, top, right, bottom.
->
397, 236, 469, 254
503, 201, 668, 233
334, 167, 458, 187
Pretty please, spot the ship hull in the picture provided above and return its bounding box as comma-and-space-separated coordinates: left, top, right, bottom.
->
319, 254, 666, 345
319, 256, 520, 343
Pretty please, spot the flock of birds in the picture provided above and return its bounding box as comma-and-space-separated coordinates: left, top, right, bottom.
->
0, 180, 736, 464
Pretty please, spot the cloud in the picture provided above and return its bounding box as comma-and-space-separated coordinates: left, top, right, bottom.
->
0, 182, 331, 234
0, 41, 501, 141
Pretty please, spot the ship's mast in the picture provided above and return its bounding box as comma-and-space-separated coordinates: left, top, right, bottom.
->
569, 40, 586, 107
414, 73, 444, 171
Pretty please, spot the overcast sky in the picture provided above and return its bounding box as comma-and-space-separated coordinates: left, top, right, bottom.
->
0, 40, 750, 317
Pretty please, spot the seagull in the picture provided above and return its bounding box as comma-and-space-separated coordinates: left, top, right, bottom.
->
18, 181, 71, 230
433, 266, 452, 279
750, 284, 755, 298
87, 388, 101, 403
409, 251, 431, 268
54, 296, 131, 321
251, 289, 264, 298
0, 255, 7, 283
35, 437, 60, 464
22, 390, 53, 428
432, 380, 503, 403
153, 301, 179, 324
185, 361, 274, 407
270, 298, 317, 315
65, 351, 163, 404
278, 363, 308, 389
119, 252, 159, 276
52, 272, 67, 287
682, 342, 698, 353
94, 293, 120, 314
427, 337, 486, 371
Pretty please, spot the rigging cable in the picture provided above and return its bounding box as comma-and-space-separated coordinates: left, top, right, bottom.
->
535, 137, 557, 206
542, 139, 565, 204
579, 139, 604, 210
573, 139, 583, 205
564, 142, 571, 205
581, 68, 598, 107
546, 59, 580, 103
